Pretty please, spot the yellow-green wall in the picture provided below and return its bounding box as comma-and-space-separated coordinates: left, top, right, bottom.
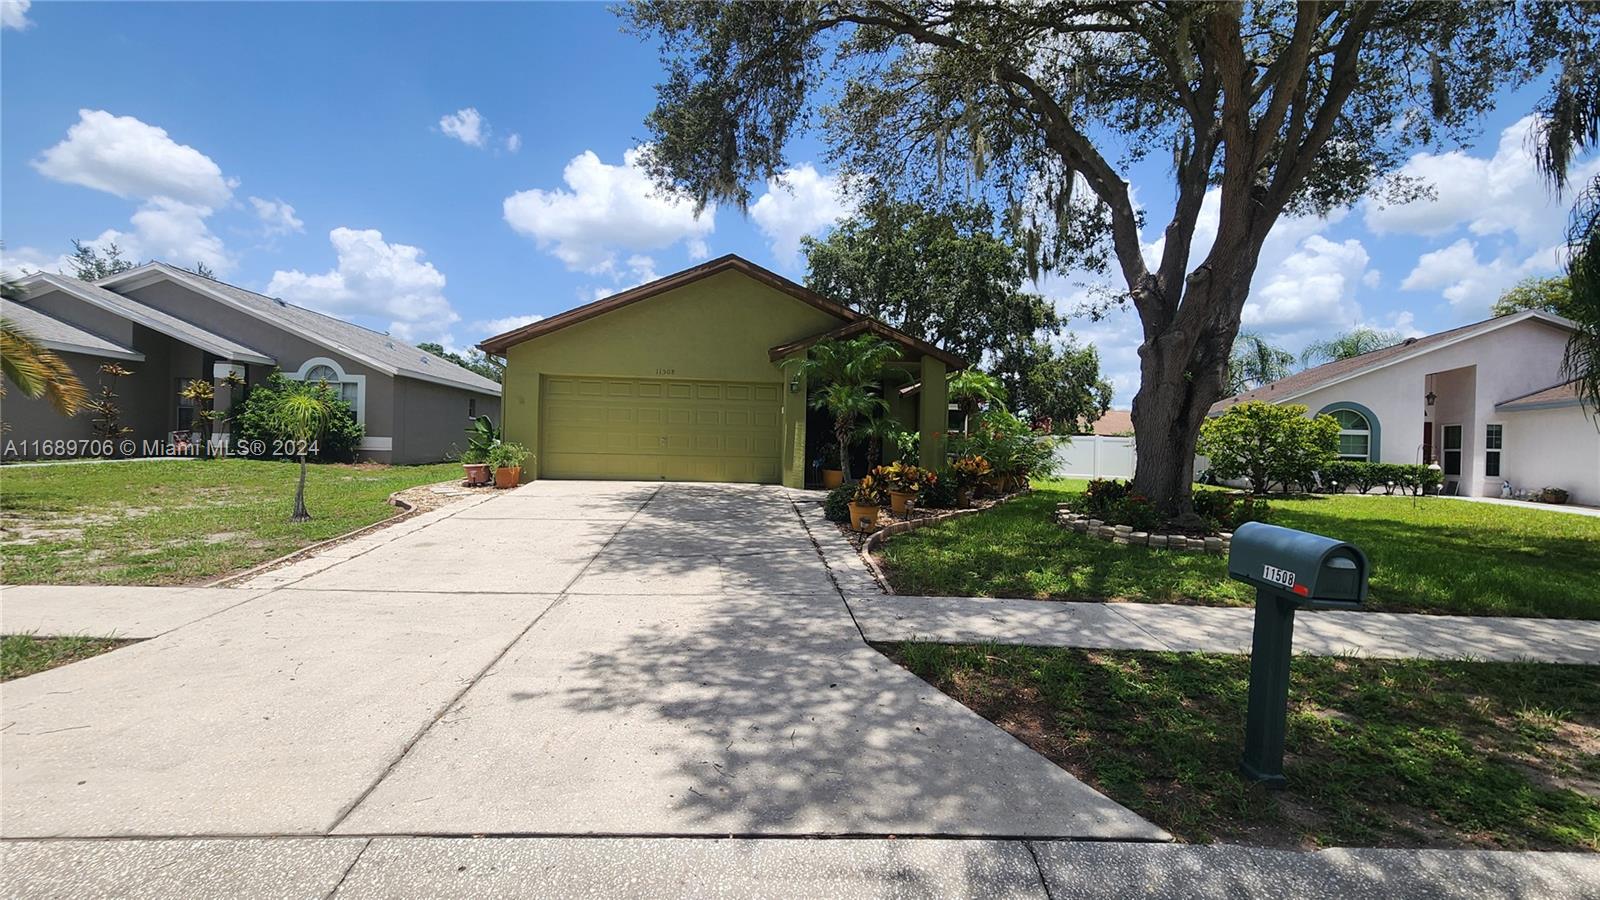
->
501, 269, 843, 487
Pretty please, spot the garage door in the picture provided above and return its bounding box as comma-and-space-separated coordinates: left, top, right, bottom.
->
541, 376, 784, 483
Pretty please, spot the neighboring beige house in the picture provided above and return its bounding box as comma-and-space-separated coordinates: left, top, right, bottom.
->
1211, 310, 1599, 506
2, 263, 501, 464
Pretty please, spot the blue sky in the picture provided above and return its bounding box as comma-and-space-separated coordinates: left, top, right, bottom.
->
2, 1, 1590, 404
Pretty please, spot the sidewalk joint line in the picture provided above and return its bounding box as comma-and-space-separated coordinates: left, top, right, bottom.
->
321, 836, 372, 900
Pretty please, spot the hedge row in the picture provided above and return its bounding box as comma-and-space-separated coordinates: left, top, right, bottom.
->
1318, 461, 1444, 495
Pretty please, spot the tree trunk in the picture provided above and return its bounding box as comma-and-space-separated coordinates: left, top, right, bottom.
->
1129, 286, 1237, 522
835, 418, 852, 481
291, 454, 311, 522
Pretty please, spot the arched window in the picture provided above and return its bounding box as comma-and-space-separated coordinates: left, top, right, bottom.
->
290, 358, 363, 421
1331, 408, 1372, 461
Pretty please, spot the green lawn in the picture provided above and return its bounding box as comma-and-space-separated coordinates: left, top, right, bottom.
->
1, 459, 459, 585
2, 633, 134, 681
877, 478, 1600, 618
887, 642, 1600, 850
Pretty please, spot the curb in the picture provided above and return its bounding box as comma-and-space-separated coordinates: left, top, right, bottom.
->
859, 490, 1031, 596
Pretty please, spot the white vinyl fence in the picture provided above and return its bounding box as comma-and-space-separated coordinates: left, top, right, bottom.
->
1052, 435, 1137, 480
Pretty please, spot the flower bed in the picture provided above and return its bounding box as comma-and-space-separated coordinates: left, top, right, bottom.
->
1055, 506, 1233, 555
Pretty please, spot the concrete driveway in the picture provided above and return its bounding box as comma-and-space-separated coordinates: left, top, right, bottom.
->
1, 481, 1161, 840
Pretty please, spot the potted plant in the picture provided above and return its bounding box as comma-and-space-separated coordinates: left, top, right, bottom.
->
878, 461, 936, 515
461, 446, 492, 486
1540, 486, 1569, 505
820, 444, 845, 489
462, 415, 500, 486
950, 455, 992, 507
489, 441, 530, 489
848, 474, 886, 532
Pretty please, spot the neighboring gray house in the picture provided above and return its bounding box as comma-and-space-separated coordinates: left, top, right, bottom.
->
2, 262, 501, 464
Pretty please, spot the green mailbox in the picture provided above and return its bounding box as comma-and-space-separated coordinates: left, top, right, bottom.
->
1228, 522, 1370, 787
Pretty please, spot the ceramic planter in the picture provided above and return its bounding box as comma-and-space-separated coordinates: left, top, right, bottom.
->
887, 490, 913, 515
848, 502, 881, 532
822, 469, 845, 489
493, 466, 522, 489
463, 463, 491, 486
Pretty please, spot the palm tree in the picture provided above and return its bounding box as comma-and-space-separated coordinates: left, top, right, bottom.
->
1562, 175, 1599, 415
272, 389, 335, 522
947, 369, 1007, 433
1299, 327, 1403, 367
787, 335, 901, 480
1227, 331, 1295, 393
1, 274, 88, 418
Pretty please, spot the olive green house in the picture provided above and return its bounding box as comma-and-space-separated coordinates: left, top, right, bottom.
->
479, 255, 962, 488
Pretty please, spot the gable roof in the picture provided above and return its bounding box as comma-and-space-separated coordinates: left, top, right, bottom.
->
477, 253, 965, 369
1496, 380, 1586, 412
1210, 310, 1576, 414
1, 297, 145, 362
766, 317, 966, 370
1087, 409, 1134, 435
99, 263, 501, 395
19, 272, 275, 365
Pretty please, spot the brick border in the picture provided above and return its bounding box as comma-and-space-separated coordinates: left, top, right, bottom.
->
1055, 506, 1232, 555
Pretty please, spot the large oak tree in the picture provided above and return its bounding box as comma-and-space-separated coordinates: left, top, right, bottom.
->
625, 0, 1592, 518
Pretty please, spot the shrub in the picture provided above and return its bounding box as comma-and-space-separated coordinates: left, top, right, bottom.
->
1317, 461, 1441, 495
233, 372, 363, 462
877, 461, 938, 495
950, 455, 992, 487
488, 441, 530, 470
919, 469, 959, 508
951, 409, 1058, 482
1192, 490, 1273, 531
824, 481, 854, 522
852, 474, 887, 506
1198, 401, 1338, 493
1540, 487, 1570, 504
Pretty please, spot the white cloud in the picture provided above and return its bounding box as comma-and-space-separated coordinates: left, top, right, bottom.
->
249, 196, 304, 236
267, 227, 460, 343
2, 0, 32, 30
1364, 115, 1600, 248
33, 109, 235, 208
438, 107, 487, 148
749, 164, 855, 267
502, 146, 715, 272
1244, 234, 1370, 334
1398, 237, 1560, 314
473, 314, 543, 337
505, 133, 522, 154
580, 254, 661, 302
1, 245, 68, 275
93, 198, 233, 273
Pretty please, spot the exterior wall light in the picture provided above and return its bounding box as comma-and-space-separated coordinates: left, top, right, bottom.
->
1425, 391, 1437, 406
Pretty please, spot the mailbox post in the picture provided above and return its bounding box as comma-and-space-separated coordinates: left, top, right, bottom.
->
1227, 522, 1369, 788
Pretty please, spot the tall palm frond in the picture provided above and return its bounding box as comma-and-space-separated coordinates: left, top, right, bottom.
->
1, 319, 88, 416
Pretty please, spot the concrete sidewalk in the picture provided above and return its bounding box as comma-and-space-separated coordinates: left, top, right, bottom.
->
3, 836, 1595, 899
847, 594, 1600, 663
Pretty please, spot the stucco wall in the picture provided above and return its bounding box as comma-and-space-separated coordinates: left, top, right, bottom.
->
1285, 318, 1571, 497
393, 376, 502, 465
501, 269, 847, 487
1498, 406, 1600, 506
25, 288, 135, 347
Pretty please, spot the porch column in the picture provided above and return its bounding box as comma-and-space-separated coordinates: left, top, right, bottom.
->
780, 351, 807, 488
918, 356, 948, 470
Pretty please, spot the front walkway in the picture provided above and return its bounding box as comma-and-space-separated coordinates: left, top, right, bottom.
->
0, 481, 1159, 841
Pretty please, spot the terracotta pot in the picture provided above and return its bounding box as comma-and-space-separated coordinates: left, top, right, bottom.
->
848, 502, 881, 532
493, 466, 522, 489
822, 468, 845, 489
888, 490, 913, 515
463, 463, 491, 486
956, 486, 974, 508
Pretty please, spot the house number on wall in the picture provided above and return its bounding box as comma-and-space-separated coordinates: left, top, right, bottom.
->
655, 368, 676, 376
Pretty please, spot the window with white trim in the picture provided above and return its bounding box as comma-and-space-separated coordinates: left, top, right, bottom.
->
302, 363, 358, 409
1485, 424, 1503, 478
1331, 408, 1372, 461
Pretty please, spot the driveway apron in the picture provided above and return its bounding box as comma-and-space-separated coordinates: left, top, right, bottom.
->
1, 481, 1161, 840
